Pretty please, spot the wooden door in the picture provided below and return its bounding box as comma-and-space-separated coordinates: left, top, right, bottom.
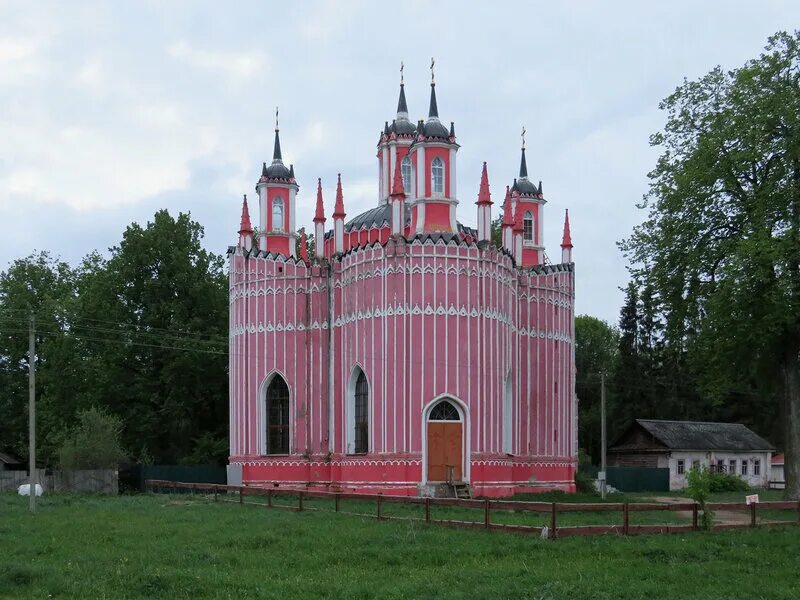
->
427, 422, 462, 481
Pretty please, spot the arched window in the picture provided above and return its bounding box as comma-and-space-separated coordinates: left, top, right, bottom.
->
354, 371, 369, 453
272, 197, 284, 232
429, 400, 460, 421
265, 375, 289, 454
502, 375, 513, 454
431, 157, 444, 195
523, 211, 534, 243
401, 155, 412, 192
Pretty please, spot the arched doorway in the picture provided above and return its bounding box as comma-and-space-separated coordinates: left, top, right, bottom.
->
426, 399, 463, 482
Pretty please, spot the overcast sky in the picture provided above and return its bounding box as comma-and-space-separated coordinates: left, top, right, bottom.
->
2, 1, 798, 324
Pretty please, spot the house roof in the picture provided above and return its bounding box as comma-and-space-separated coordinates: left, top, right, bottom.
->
633, 419, 774, 452
0, 451, 21, 464
772, 453, 784, 465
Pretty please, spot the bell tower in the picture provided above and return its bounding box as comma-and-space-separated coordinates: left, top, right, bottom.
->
256, 109, 299, 257
509, 128, 545, 266
377, 62, 417, 207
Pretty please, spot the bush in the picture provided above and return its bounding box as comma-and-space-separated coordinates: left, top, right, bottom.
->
575, 448, 599, 494
58, 407, 127, 469
686, 466, 714, 529
708, 471, 750, 493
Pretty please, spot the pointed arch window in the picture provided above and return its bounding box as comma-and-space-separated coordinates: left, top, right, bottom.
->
523, 211, 534, 243
431, 157, 444, 195
502, 375, 513, 454
266, 375, 289, 454
354, 371, 369, 454
429, 400, 460, 421
272, 197, 284, 232
401, 156, 412, 193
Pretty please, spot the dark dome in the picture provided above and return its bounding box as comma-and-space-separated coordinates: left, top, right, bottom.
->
391, 118, 417, 136
512, 177, 539, 196
263, 161, 292, 180
422, 119, 450, 139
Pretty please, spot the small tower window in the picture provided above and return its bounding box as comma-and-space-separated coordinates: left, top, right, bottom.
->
431, 157, 444, 195
523, 211, 534, 242
401, 156, 412, 192
272, 197, 284, 232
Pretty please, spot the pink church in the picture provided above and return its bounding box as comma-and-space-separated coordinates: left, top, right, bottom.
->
228, 72, 577, 497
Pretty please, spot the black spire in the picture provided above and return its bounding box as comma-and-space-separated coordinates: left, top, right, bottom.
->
428, 82, 439, 119
261, 162, 268, 177
273, 128, 282, 162
519, 147, 528, 179
397, 83, 409, 115
449, 121, 455, 138
289, 164, 295, 179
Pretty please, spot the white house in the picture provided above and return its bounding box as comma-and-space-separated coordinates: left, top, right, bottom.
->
608, 419, 774, 490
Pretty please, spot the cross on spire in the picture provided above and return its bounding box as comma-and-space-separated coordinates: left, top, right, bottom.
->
521, 125, 526, 150
400, 61, 404, 85
430, 57, 435, 84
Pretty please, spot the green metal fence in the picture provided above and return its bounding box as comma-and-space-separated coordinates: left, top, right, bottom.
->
607, 467, 670, 492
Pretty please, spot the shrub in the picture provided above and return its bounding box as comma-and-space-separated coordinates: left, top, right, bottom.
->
686, 466, 714, 529
708, 471, 750, 493
574, 448, 599, 494
58, 407, 127, 469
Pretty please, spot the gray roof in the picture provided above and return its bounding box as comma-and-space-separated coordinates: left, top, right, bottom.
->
635, 419, 774, 452
0, 451, 20, 464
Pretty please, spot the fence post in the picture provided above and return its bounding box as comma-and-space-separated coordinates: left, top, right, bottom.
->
750, 502, 757, 528
484, 499, 490, 530
797, 500, 800, 524
298, 491, 304, 512
377, 494, 383, 520
550, 503, 558, 540
214, 485, 218, 502
335, 493, 340, 512
267, 489, 273, 508
425, 498, 431, 523
239, 487, 244, 505
692, 504, 698, 531
623, 503, 629, 535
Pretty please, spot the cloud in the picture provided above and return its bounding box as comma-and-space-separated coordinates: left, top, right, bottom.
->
167, 40, 268, 81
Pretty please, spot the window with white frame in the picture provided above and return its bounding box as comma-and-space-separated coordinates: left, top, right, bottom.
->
729, 458, 736, 474
716, 459, 725, 472
272, 197, 284, 231
741, 460, 748, 476
754, 459, 761, 476
676, 459, 685, 475
401, 156, 412, 193
523, 211, 534, 243
431, 157, 444, 195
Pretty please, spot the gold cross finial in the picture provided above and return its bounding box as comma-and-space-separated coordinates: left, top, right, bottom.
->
275, 106, 279, 130
400, 61, 404, 85
521, 125, 526, 150
430, 57, 435, 84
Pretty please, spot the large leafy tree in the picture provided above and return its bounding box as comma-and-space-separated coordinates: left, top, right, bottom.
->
622, 32, 800, 498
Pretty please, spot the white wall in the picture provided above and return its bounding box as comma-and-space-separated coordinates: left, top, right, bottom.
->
667, 450, 772, 490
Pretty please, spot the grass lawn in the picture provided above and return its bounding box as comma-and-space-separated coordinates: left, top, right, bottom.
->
2, 492, 799, 599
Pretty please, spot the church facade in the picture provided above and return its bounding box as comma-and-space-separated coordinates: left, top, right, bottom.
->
228, 72, 577, 497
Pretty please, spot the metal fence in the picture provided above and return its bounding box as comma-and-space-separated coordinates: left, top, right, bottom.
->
1, 469, 118, 494
607, 467, 670, 492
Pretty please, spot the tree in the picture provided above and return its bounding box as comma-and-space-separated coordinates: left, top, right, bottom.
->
58, 407, 127, 469
575, 315, 619, 463
621, 31, 800, 499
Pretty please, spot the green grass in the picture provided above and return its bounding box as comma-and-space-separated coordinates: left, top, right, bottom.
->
2, 492, 799, 599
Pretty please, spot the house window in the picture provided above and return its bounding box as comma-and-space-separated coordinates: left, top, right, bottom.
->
429, 400, 460, 421
717, 459, 725, 473
754, 459, 761, 476
741, 460, 748, 476
272, 197, 284, 231
677, 459, 685, 475
729, 459, 736, 474
401, 155, 412, 192
431, 157, 444, 195
266, 375, 290, 454
354, 370, 369, 454
523, 211, 534, 242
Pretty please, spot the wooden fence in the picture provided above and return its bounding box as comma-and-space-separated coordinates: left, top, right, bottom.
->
145, 479, 800, 539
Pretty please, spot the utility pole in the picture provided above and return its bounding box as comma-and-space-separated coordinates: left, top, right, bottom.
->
28, 314, 36, 512
600, 372, 607, 500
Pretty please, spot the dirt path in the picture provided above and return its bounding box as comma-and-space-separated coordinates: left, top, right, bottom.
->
646, 495, 754, 526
